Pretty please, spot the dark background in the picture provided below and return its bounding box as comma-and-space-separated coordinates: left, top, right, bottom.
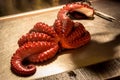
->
0, 0, 82, 17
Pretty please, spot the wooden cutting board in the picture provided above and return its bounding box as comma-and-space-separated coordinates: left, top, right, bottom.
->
0, 1, 120, 80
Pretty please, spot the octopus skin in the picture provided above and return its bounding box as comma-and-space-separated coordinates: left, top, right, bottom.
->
57, 2, 94, 20
54, 19, 91, 49
54, 2, 93, 49
29, 22, 58, 38
18, 32, 56, 47
11, 41, 59, 76
11, 22, 59, 76
11, 2, 94, 76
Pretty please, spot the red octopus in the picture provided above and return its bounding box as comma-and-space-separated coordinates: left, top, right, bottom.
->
11, 2, 94, 76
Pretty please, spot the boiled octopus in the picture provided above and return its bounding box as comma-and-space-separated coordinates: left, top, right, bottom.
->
11, 2, 94, 76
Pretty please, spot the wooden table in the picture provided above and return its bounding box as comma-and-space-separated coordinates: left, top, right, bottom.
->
37, 58, 120, 80
0, 0, 120, 80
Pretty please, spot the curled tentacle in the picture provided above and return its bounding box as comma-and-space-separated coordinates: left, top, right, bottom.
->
11, 41, 58, 76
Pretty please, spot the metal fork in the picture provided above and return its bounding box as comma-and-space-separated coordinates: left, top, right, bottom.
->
81, 0, 118, 22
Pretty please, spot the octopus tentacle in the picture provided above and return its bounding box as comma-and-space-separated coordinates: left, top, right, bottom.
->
57, 2, 94, 20
53, 19, 74, 37
28, 44, 59, 63
63, 31, 91, 49
54, 19, 90, 49
54, 2, 93, 49
66, 22, 86, 41
30, 22, 58, 38
18, 32, 55, 47
11, 41, 58, 76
